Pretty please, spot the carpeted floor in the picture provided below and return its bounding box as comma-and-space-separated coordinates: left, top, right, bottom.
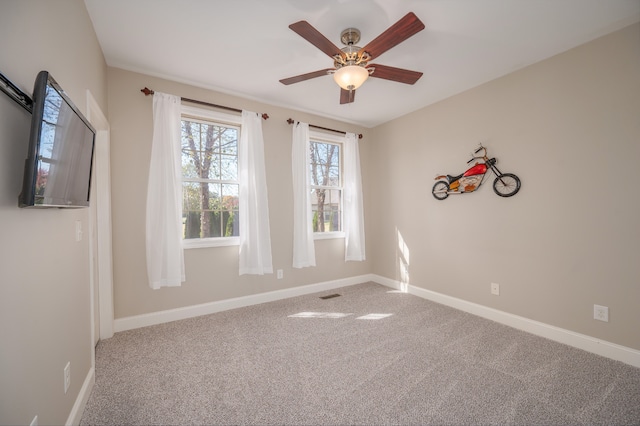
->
81, 282, 640, 425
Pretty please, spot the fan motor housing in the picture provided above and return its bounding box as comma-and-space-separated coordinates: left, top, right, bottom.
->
340, 28, 361, 45
335, 28, 370, 68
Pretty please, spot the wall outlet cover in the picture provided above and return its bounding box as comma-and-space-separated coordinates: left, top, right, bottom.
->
594, 304, 609, 322
491, 283, 500, 295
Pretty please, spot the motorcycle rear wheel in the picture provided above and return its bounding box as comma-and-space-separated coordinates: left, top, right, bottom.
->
432, 181, 450, 200
493, 173, 521, 197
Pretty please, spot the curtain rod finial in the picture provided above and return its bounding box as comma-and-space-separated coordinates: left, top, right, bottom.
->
261, 113, 269, 120
141, 87, 154, 96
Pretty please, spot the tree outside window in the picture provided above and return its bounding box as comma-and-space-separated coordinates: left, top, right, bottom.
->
309, 140, 342, 232
181, 118, 239, 239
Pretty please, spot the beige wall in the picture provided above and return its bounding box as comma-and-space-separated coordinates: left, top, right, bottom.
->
0, 3, 637, 423
0, 1, 107, 425
369, 23, 640, 350
107, 68, 371, 319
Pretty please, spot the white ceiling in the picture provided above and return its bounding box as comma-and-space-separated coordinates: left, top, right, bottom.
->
84, 0, 640, 128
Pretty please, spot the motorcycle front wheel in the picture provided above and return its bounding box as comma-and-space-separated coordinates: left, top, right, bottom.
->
432, 181, 450, 200
493, 173, 521, 197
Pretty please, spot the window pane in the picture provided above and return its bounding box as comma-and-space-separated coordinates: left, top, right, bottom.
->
329, 165, 340, 181
309, 188, 318, 232
310, 141, 341, 187
222, 210, 239, 237
203, 154, 221, 180
185, 210, 220, 239
181, 121, 200, 150
182, 182, 202, 211
184, 213, 221, 239
201, 123, 220, 152
311, 188, 333, 232
183, 210, 222, 239
220, 128, 238, 155
205, 183, 221, 210
326, 189, 342, 232
206, 212, 222, 238
221, 155, 238, 180
221, 183, 238, 197
181, 157, 197, 178
221, 184, 239, 211
183, 211, 200, 239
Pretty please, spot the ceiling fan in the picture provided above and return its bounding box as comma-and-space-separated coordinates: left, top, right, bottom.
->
279, 12, 425, 104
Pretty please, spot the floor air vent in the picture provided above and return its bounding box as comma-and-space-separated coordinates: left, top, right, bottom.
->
319, 294, 341, 300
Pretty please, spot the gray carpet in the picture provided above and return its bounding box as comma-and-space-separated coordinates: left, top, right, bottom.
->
81, 282, 640, 425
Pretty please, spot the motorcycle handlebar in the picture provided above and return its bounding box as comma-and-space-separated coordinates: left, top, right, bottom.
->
468, 145, 486, 163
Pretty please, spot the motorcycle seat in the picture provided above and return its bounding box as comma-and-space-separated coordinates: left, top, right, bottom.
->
447, 173, 463, 183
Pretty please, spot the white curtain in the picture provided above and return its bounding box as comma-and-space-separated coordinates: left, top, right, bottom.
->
239, 111, 273, 275
291, 121, 316, 268
145, 92, 185, 289
343, 132, 366, 261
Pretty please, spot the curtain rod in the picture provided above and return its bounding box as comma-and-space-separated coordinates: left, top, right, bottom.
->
140, 87, 269, 120
286, 118, 362, 139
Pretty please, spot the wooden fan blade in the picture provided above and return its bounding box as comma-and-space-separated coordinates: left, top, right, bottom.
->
358, 12, 425, 60
340, 88, 355, 104
289, 21, 345, 59
280, 69, 334, 85
368, 64, 423, 84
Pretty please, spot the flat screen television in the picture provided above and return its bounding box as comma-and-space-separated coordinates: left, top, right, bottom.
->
18, 70, 96, 208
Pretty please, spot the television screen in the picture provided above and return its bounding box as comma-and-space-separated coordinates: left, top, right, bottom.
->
19, 71, 96, 208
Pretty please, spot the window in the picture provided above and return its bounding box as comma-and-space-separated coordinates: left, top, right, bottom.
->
309, 136, 343, 235
180, 107, 240, 247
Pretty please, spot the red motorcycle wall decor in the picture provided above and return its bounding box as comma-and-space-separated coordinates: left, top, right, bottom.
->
432, 144, 520, 200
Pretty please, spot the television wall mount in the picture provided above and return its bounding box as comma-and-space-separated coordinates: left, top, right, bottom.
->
0, 70, 33, 113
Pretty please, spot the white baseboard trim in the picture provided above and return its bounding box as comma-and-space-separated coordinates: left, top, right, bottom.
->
112, 273, 639, 368
114, 274, 376, 333
371, 274, 640, 369
66, 366, 95, 426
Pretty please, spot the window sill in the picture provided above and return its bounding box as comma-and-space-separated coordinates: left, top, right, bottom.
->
183, 237, 240, 249
313, 231, 345, 240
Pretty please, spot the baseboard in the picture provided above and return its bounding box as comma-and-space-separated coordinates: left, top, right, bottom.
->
112, 273, 639, 368
65, 366, 95, 426
372, 274, 640, 369
114, 274, 376, 333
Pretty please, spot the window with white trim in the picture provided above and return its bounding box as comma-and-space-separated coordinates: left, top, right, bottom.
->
309, 134, 343, 235
180, 107, 240, 247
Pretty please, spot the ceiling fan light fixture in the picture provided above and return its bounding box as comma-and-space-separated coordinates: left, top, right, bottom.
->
333, 65, 369, 91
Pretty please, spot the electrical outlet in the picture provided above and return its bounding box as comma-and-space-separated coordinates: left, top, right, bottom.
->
594, 304, 609, 322
490, 282, 500, 295
277, 269, 283, 279
64, 362, 70, 394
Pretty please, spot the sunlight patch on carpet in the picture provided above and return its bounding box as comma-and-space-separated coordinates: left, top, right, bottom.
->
356, 313, 394, 320
288, 312, 353, 319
